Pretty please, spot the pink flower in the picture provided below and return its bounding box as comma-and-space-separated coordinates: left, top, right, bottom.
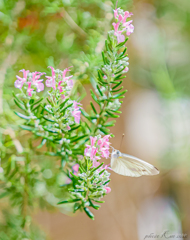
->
14, 79, 24, 89
26, 82, 34, 97
112, 22, 125, 43
73, 101, 82, 109
113, 8, 118, 19
14, 69, 29, 89
126, 23, 134, 36
65, 177, 72, 184
67, 79, 73, 89
112, 22, 120, 32
90, 136, 97, 147
72, 164, 79, 175
93, 160, 100, 167
20, 69, 29, 80
61, 94, 65, 100
31, 71, 45, 92
97, 135, 110, 149
72, 108, 81, 124
84, 145, 99, 161
62, 67, 72, 79
101, 147, 110, 159
72, 101, 82, 124
118, 14, 123, 22
46, 66, 56, 90
58, 81, 63, 93
122, 11, 133, 23
116, 33, 125, 43
113, 2, 119, 19
104, 187, 111, 194
84, 135, 111, 164
62, 67, 74, 89
117, 11, 133, 24
36, 81, 44, 92
66, 125, 71, 130
112, 8, 134, 43
124, 67, 129, 73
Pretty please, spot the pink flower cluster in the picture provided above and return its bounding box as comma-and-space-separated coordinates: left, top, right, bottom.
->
46, 66, 73, 99
84, 135, 111, 167
72, 101, 82, 124
14, 69, 45, 96
113, 8, 134, 43
14, 66, 74, 98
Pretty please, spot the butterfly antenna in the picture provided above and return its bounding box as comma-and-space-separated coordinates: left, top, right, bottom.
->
119, 134, 125, 151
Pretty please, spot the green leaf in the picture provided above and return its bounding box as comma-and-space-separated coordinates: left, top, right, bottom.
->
116, 37, 129, 49
90, 90, 100, 105
115, 66, 126, 75
32, 104, 42, 112
89, 198, 100, 210
85, 122, 91, 132
14, 99, 26, 111
105, 39, 112, 53
117, 47, 127, 59
14, 111, 31, 120
91, 162, 104, 173
103, 180, 111, 185
107, 32, 112, 44
81, 109, 90, 119
69, 188, 84, 192
113, 75, 126, 81
111, 86, 123, 92
96, 85, 103, 96
112, 81, 123, 90
99, 127, 109, 134
37, 139, 47, 149
84, 207, 94, 220
99, 169, 106, 175
110, 110, 122, 114
69, 125, 81, 131
60, 103, 73, 114
104, 120, 116, 127
43, 116, 55, 122
112, 90, 127, 98
106, 110, 119, 118
60, 98, 69, 109
90, 102, 97, 114
70, 171, 79, 179
57, 198, 81, 204
12, 91, 22, 103
92, 199, 105, 203
43, 126, 59, 133
98, 70, 108, 84
31, 97, 44, 108
102, 51, 106, 65
74, 203, 81, 212
70, 134, 88, 143
20, 125, 34, 131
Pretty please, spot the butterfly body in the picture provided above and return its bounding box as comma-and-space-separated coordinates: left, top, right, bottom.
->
111, 149, 159, 177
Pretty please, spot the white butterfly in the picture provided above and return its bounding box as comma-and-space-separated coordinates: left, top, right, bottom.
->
111, 149, 159, 177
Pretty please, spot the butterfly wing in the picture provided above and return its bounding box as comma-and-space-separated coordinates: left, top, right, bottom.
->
111, 153, 159, 177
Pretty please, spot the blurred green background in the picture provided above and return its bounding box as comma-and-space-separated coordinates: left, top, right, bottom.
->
0, 0, 190, 239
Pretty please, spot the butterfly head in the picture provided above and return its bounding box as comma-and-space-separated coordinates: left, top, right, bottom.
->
111, 149, 121, 158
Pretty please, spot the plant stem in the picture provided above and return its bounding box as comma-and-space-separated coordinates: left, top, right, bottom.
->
21, 154, 29, 231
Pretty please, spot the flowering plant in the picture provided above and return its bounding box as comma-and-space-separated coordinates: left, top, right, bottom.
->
0, 4, 133, 237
